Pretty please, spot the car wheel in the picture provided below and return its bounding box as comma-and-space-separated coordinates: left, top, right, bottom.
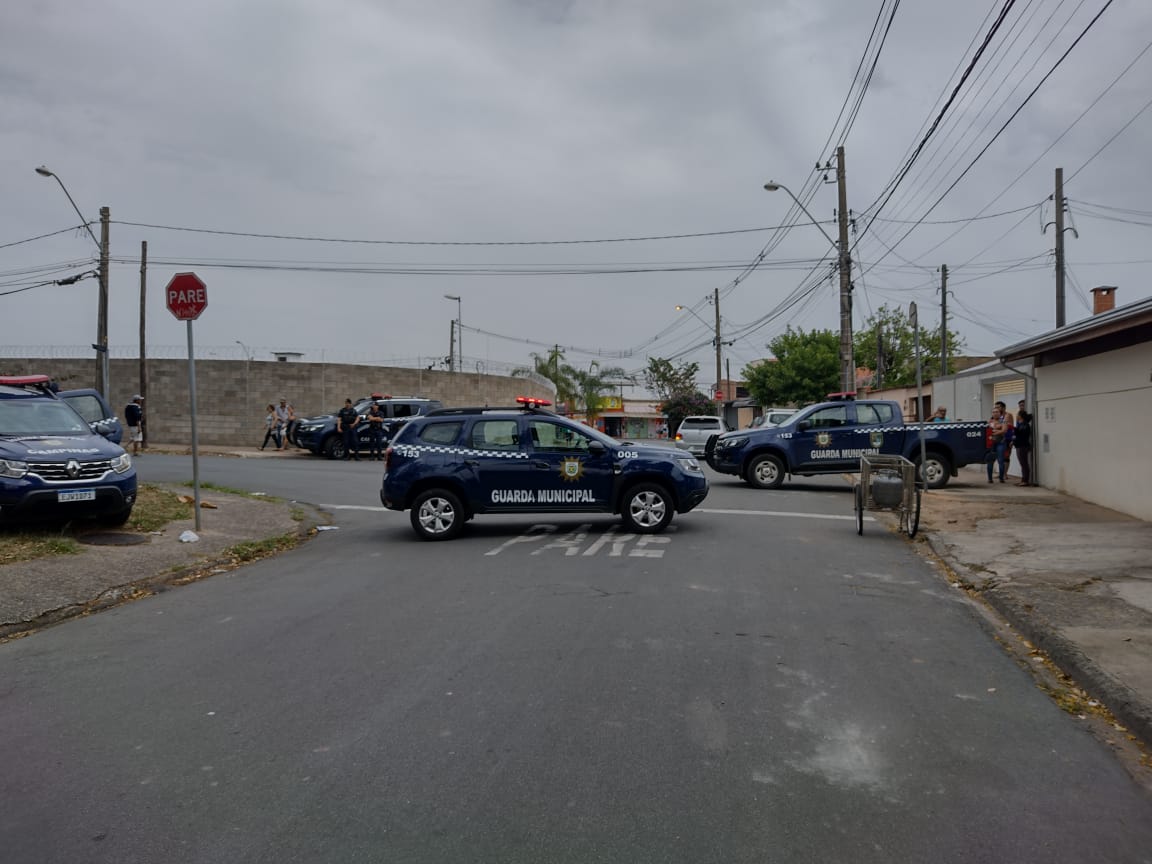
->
746, 454, 785, 489
620, 482, 673, 534
917, 452, 951, 490
97, 507, 133, 528
322, 435, 344, 460
410, 489, 464, 540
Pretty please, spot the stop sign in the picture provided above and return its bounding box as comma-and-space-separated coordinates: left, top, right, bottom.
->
165, 272, 207, 321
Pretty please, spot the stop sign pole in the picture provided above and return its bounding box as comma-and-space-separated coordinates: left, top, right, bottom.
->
165, 272, 207, 530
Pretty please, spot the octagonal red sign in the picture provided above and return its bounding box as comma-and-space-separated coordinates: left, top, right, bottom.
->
165, 272, 207, 321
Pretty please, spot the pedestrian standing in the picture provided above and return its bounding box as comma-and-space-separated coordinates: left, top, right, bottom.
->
932, 406, 948, 422
1015, 401, 1034, 487
274, 397, 295, 451
986, 404, 1008, 483
366, 402, 386, 461
260, 403, 280, 451
337, 398, 360, 461
124, 395, 144, 456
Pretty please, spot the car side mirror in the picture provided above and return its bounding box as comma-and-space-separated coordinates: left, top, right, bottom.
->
796, 420, 811, 432
588, 441, 606, 456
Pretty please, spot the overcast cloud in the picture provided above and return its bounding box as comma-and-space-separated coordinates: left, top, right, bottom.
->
3, 0, 1150, 385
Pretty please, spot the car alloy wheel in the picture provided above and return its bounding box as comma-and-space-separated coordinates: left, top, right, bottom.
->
410, 489, 464, 540
622, 483, 673, 534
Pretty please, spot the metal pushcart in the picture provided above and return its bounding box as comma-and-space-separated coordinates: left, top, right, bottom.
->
854, 454, 922, 538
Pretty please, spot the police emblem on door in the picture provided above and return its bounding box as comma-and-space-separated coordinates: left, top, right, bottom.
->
560, 458, 584, 482
870, 431, 884, 448
816, 432, 832, 448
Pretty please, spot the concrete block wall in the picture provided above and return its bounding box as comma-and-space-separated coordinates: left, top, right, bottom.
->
1, 358, 555, 447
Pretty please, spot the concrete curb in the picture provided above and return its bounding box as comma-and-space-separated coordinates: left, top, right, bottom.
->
0, 501, 329, 642
923, 531, 1152, 749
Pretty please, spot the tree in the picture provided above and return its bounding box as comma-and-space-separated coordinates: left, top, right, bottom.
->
661, 391, 714, 434
854, 304, 966, 387
512, 347, 578, 409
642, 357, 700, 403
569, 362, 629, 425
743, 327, 839, 407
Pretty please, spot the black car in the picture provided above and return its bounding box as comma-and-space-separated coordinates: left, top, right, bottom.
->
293, 395, 443, 459
381, 398, 709, 540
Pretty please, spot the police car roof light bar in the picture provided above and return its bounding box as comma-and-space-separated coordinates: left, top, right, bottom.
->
516, 396, 552, 407
0, 374, 57, 394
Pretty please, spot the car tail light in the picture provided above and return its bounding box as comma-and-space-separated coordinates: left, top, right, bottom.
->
675, 433, 682, 441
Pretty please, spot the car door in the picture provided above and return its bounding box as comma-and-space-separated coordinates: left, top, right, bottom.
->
59, 389, 123, 444
525, 418, 616, 511
466, 417, 533, 511
793, 404, 857, 472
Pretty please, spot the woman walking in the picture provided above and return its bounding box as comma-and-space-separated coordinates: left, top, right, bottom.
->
260, 403, 281, 451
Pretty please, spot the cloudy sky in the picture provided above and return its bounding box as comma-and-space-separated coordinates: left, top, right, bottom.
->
3, 0, 1150, 388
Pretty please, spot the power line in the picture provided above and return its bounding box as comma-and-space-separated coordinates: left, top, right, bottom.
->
0, 224, 91, 251
1066, 90, 1152, 183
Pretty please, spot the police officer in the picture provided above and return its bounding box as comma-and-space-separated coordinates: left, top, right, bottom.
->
336, 398, 360, 461
365, 402, 386, 461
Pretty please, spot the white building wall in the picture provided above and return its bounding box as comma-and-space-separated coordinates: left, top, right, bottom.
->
1036, 341, 1152, 520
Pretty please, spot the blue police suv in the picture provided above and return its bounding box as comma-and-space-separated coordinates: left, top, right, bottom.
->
381, 398, 709, 540
0, 376, 136, 525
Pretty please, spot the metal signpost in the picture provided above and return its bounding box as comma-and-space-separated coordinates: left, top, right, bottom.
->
910, 302, 927, 487
165, 273, 207, 530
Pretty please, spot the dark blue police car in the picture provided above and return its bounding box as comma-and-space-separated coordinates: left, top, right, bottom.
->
381, 398, 709, 540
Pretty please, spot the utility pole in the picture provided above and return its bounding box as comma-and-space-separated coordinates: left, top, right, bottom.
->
939, 264, 948, 378
448, 319, 456, 372
876, 323, 884, 391
713, 287, 722, 414
835, 146, 854, 393
1054, 167, 1066, 328
98, 207, 111, 398
139, 241, 148, 449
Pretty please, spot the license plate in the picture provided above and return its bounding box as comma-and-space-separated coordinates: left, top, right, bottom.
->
58, 489, 96, 503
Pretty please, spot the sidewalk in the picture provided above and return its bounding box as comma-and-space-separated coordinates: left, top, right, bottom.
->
913, 465, 1152, 748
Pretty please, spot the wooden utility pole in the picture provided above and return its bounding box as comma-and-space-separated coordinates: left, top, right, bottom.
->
139, 241, 148, 448
1054, 167, 1066, 328
835, 147, 854, 393
97, 207, 111, 397
713, 287, 722, 408
876, 323, 884, 391
939, 264, 948, 378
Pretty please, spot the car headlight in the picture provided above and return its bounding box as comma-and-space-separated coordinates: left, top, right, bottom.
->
110, 453, 133, 474
719, 435, 748, 450
676, 456, 703, 473
0, 459, 29, 479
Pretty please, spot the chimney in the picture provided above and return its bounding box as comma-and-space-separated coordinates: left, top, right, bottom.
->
1091, 286, 1117, 315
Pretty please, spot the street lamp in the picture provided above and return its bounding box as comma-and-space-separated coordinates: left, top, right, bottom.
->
443, 294, 462, 372
675, 301, 723, 415
36, 165, 110, 398
763, 179, 854, 393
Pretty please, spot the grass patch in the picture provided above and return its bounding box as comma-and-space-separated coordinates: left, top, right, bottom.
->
0, 531, 82, 566
127, 485, 195, 533
186, 481, 281, 502
226, 533, 299, 564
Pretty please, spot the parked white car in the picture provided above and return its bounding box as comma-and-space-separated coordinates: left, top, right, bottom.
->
748, 408, 798, 428
674, 415, 730, 454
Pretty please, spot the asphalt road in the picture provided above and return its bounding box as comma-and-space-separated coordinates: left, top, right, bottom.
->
2, 455, 1151, 862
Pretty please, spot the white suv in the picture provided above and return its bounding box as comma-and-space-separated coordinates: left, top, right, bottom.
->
674, 415, 730, 455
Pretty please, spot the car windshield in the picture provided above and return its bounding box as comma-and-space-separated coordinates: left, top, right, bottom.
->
0, 400, 90, 437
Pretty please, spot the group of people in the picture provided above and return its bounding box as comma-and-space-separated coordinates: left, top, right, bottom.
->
261, 398, 296, 451
985, 399, 1034, 486
931, 400, 1035, 486
337, 398, 388, 461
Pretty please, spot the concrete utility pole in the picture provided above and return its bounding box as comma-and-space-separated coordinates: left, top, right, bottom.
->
139, 241, 148, 448
1054, 167, 1066, 328
97, 207, 111, 399
713, 287, 722, 407
835, 146, 854, 393
448, 319, 456, 372
939, 264, 948, 378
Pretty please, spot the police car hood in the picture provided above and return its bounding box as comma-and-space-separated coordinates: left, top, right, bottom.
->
0, 433, 124, 462
616, 441, 698, 460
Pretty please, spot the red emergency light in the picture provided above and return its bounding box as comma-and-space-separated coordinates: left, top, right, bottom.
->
516, 396, 552, 407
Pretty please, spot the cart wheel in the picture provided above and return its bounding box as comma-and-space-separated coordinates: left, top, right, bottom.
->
907, 488, 922, 539
854, 484, 864, 535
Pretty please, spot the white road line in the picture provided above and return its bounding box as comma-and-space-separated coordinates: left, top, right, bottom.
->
696, 507, 874, 522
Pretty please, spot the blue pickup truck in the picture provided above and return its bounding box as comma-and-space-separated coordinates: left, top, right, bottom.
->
706, 399, 986, 489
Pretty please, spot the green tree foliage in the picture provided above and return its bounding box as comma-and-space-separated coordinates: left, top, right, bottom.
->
661, 391, 714, 434
743, 327, 839, 407
854, 304, 966, 386
642, 357, 700, 402
512, 347, 578, 409
570, 362, 629, 425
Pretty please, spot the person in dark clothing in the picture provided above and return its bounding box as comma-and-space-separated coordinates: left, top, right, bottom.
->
124, 395, 144, 456
1015, 401, 1034, 486
337, 399, 360, 461
365, 402, 386, 461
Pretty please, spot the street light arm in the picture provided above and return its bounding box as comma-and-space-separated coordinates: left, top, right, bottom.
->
36, 167, 100, 250
763, 181, 838, 251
